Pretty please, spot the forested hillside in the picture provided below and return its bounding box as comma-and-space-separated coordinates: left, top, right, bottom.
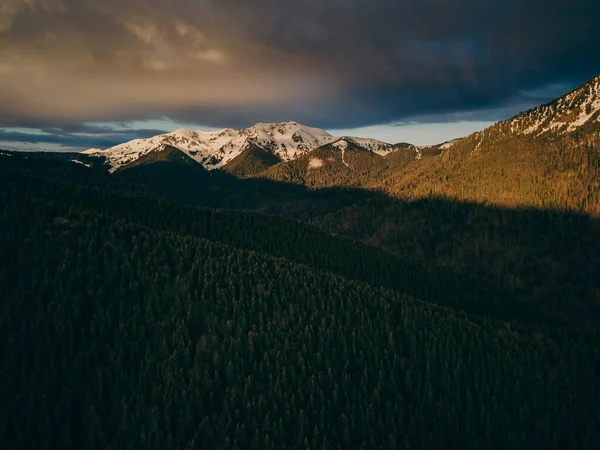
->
0, 158, 547, 324
381, 128, 600, 214
3, 152, 600, 326
2, 160, 600, 449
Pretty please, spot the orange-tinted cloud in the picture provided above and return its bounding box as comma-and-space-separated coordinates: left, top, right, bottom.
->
1, 0, 599, 129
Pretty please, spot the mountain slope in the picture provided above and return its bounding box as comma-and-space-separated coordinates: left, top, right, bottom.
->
120, 144, 199, 170
364, 74, 600, 214
507, 74, 600, 138
222, 144, 282, 178
83, 121, 399, 172
264, 138, 392, 189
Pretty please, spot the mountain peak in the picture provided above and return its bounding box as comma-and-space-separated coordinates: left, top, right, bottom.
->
169, 128, 197, 138
245, 121, 332, 138
250, 120, 299, 128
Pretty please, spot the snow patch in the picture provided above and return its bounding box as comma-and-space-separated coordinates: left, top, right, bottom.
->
340, 148, 351, 169
346, 137, 396, 156
70, 159, 92, 168
308, 158, 324, 169
332, 139, 348, 151
81, 148, 103, 155
439, 138, 461, 150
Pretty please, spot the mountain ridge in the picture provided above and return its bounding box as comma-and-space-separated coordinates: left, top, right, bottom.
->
467, 74, 600, 145
83, 121, 408, 172
81, 75, 600, 176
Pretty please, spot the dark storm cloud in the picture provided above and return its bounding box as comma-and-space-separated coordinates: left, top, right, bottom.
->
0, 0, 598, 129
0, 127, 168, 149
38, 124, 166, 137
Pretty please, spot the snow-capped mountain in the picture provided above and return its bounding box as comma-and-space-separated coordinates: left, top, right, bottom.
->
82, 121, 399, 172
504, 74, 600, 137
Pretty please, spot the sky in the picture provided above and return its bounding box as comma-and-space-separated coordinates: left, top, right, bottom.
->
1, 0, 599, 151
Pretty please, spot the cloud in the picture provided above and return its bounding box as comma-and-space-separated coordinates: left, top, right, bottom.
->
0, 0, 68, 32
0, 0, 599, 130
121, 19, 164, 46
0, 125, 168, 150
